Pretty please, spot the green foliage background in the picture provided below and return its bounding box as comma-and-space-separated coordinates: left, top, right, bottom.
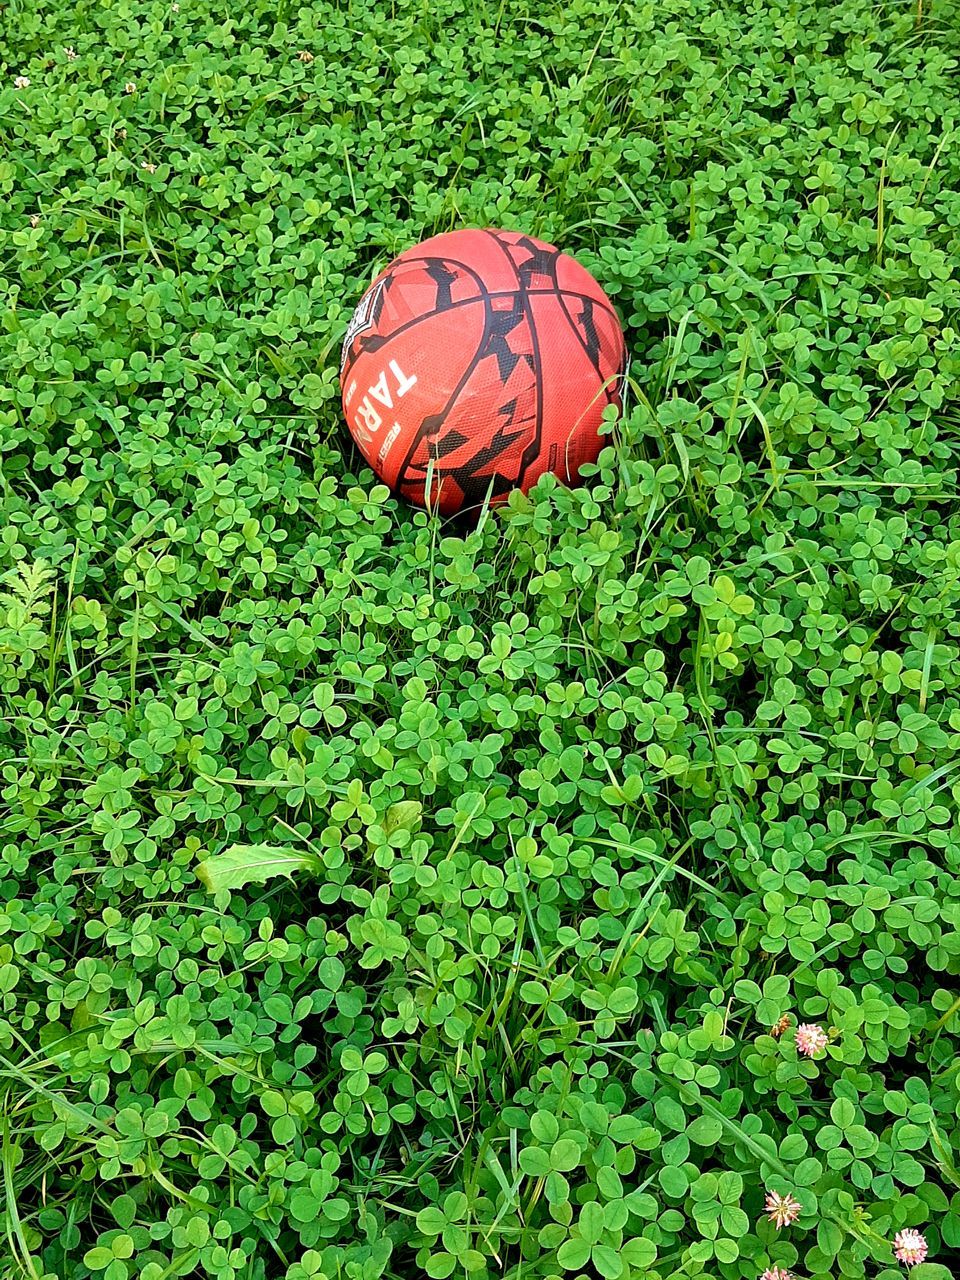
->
2, 1, 960, 1278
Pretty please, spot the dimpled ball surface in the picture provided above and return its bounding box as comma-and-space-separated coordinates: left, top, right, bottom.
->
340, 228, 626, 515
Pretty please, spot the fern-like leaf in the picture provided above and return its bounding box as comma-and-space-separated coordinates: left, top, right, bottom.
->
0, 559, 55, 620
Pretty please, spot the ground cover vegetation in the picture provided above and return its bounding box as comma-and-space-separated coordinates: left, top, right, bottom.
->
2, 1, 960, 1278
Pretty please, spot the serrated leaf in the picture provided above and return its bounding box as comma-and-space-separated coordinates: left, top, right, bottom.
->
196, 844, 320, 893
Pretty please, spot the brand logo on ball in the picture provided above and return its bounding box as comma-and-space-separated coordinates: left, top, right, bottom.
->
340, 276, 386, 372
378, 423, 401, 464
344, 360, 418, 454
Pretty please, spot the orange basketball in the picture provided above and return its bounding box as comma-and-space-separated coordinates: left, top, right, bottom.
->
340, 228, 626, 515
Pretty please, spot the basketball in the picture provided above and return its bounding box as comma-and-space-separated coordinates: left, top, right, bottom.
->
340, 228, 626, 516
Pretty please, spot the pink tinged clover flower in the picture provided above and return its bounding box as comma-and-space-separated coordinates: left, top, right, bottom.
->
795, 1023, 828, 1057
764, 1191, 802, 1229
761, 1269, 792, 1280
893, 1230, 928, 1267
